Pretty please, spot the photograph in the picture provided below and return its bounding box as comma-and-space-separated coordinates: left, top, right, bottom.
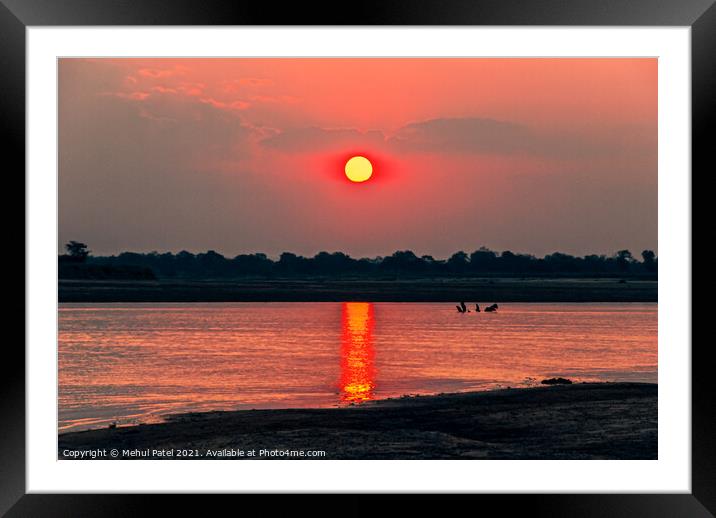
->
56, 57, 658, 461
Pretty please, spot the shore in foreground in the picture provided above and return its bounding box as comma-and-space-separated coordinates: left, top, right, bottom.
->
59, 383, 657, 460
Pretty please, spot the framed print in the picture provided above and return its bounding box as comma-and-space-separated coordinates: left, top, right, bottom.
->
6, 0, 710, 514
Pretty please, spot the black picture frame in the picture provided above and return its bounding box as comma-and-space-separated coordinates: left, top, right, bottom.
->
5, 0, 709, 514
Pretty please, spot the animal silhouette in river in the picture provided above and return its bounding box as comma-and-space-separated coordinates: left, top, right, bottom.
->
484, 303, 499, 312
456, 301, 469, 313
475, 303, 481, 312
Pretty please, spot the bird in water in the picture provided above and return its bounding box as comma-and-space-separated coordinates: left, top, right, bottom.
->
484, 303, 499, 312
475, 303, 481, 312
456, 301, 469, 313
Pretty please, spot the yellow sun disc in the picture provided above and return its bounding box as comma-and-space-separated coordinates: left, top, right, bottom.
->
345, 156, 373, 183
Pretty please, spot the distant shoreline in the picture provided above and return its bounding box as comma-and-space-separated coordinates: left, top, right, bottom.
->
58, 382, 657, 460
59, 277, 657, 303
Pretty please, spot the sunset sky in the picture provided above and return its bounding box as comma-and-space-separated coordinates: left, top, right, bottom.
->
59, 58, 657, 258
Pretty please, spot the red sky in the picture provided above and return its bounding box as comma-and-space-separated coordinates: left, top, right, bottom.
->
59, 58, 657, 258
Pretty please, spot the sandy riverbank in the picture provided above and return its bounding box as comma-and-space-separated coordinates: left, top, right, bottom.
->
58, 277, 657, 303
58, 382, 656, 460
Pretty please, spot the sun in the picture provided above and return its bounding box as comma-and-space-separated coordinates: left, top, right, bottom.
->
344, 156, 373, 183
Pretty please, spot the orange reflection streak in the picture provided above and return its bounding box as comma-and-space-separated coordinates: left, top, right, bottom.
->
339, 302, 376, 403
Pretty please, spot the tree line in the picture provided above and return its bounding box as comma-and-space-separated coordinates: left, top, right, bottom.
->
60, 241, 657, 279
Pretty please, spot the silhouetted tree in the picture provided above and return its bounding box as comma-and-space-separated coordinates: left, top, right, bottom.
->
583, 254, 609, 273
641, 250, 657, 273
68, 245, 658, 279
65, 241, 89, 261
196, 250, 227, 277
231, 253, 273, 276
380, 250, 425, 275
615, 250, 634, 272
470, 247, 498, 273
545, 252, 578, 273
447, 251, 469, 273
277, 252, 310, 275
312, 251, 356, 274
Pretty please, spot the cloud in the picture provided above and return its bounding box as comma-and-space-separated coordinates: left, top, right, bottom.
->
257, 117, 544, 157
260, 126, 386, 152
102, 83, 248, 117
137, 65, 189, 79
249, 94, 299, 104
198, 97, 251, 111
390, 117, 655, 161
259, 117, 535, 156
388, 117, 535, 154
222, 78, 274, 92
259, 116, 654, 164
258, 117, 538, 156
151, 83, 205, 97
102, 91, 151, 101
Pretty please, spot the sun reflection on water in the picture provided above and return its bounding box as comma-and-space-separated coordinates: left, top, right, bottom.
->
339, 302, 376, 403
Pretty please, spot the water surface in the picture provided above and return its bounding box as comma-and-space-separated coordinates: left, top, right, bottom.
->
59, 302, 657, 432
